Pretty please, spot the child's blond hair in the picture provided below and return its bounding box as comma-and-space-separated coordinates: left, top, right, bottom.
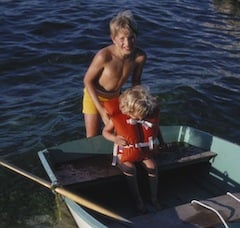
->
119, 85, 158, 119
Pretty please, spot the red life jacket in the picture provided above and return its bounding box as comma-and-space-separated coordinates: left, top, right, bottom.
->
103, 97, 159, 163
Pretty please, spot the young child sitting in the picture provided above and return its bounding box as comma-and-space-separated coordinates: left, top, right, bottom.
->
103, 85, 161, 213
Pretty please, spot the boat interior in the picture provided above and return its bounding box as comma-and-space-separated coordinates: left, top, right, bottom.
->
44, 141, 240, 227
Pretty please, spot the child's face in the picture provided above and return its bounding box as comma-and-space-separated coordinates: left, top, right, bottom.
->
112, 28, 136, 56
129, 112, 143, 120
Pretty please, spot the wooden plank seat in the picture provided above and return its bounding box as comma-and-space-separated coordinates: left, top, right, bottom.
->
53, 142, 217, 186
154, 142, 217, 171
123, 192, 240, 228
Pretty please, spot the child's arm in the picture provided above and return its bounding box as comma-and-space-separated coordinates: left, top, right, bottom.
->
102, 120, 127, 146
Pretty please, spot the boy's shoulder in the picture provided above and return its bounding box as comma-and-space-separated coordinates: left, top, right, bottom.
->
97, 45, 112, 55
95, 45, 114, 61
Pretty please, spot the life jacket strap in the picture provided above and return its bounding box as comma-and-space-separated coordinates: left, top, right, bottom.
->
112, 143, 118, 166
112, 137, 156, 165
126, 118, 153, 130
134, 136, 154, 150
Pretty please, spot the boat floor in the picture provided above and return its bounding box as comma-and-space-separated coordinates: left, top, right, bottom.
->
65, 164, 240, 227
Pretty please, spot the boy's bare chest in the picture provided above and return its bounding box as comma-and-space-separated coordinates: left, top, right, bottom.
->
105, 59, 135, 78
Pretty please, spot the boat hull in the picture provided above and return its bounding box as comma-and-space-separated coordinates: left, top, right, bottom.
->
38, 125, 240, 227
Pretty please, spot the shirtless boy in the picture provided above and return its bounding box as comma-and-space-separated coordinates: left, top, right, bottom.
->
83, 10, 146, 137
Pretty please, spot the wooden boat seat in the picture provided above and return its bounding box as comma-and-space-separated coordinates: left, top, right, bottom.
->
154, 142, 217, 171
53, 142, 217, 186
124, 192, 240, 228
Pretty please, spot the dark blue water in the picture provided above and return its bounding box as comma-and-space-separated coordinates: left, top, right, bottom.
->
1, 0, 240, 227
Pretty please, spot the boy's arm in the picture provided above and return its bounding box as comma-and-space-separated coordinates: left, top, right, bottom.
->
132, 49, 147, 85
83, 51, 109, 124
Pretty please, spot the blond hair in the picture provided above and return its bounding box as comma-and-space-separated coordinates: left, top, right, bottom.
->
109, 10, 138, 38
119, 85, 158, 119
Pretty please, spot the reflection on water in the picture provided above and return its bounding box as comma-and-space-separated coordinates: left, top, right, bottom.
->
212, 0, 240, 40
213, 0, 240, 16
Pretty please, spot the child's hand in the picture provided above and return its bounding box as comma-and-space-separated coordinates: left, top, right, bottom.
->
114, 135, 128, 147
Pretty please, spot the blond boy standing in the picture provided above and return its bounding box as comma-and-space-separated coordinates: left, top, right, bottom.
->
83, 10, 146, 137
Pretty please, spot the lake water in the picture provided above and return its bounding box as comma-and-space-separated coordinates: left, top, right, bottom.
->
0, 0, 240, 227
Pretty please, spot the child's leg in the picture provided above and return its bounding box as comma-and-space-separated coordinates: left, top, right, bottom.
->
117, 160, 146, 213
142, 159, 161, 210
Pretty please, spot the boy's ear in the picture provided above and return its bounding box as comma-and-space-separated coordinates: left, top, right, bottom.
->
110, 35, 115, 44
